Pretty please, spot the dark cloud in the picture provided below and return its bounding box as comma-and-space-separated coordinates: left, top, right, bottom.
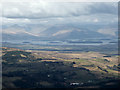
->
89, 3, 118, 15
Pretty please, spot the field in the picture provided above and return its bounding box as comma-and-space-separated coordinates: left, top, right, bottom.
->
1, 43, 120, 88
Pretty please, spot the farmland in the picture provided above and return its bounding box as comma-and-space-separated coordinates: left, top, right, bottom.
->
1, 46, 119, 88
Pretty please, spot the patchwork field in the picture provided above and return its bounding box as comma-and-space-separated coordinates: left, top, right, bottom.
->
1, 47, 120, 88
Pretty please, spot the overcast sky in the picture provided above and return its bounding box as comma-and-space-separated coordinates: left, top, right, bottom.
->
0, 1, 118, 35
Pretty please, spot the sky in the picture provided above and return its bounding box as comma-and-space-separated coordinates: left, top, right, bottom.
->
0, 1, 118, 36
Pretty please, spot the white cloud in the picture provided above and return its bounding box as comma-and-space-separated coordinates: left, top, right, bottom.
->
2, 2, 86, 18
2, 2, 117, 19
93, 18, 99, 22
1, 2, 117, 26
1, 0, 119, 2
2, 17, 31, 25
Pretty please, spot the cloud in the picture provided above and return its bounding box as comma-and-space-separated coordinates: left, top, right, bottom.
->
2, 2, 117, 19
2, 17, 31, 25
3, 3, 82, 18
89, 3, 118, 15
1, 2, 118, 36
93, 18, 99, 22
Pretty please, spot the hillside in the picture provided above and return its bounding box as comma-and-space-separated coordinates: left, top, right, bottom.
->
2, 47, 119, 88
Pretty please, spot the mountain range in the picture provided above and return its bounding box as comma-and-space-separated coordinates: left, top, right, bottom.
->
2, 24, 117, 41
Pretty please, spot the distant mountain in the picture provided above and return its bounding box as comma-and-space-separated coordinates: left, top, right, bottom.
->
40, 25, 115, 40
2, 31, 39, 40
53, 30, 102, 39
2, 24, 117, 41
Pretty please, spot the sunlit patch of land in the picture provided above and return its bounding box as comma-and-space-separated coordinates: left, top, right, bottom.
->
1, 47, 120, 88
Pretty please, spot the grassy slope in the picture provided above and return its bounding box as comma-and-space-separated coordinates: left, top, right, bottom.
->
2, 47, 120, 88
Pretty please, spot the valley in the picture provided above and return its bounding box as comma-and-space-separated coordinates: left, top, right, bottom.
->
1, 45, 120, 88
1, 1, 119, 89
